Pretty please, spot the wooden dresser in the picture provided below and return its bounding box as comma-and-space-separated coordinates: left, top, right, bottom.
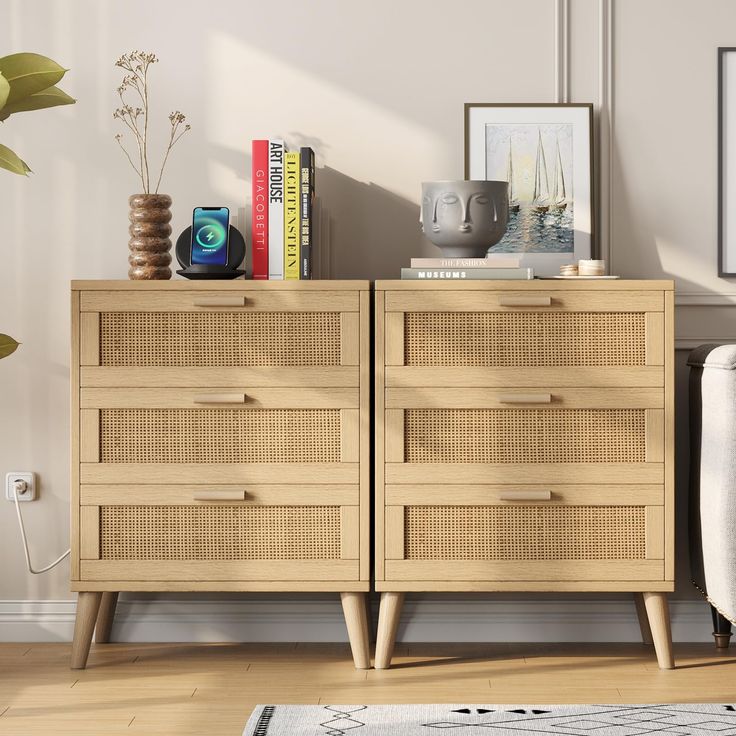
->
374, 280, 675, 669
70, 281, 371, 669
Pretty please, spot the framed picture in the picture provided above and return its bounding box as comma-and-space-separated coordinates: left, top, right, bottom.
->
719, 48, 736, 276
464, 103, 594, 276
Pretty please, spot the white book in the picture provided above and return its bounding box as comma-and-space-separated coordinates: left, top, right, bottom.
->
410, 256, 521, 269
268, 139, 285, 280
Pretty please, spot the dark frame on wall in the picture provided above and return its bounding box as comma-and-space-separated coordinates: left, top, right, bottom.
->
718, 48, 736, 277
464, 102, 595, 277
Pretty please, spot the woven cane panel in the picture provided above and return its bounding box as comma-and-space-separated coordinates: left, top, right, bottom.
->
100, 312, 340, 367
100, 409, 340, 464
404, 506, 646, 560
404, 312, 645, 367
404, 409, 646, 464
100, 505, 340, 560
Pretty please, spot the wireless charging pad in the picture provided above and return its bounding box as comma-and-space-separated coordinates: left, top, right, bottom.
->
176, 225, 246, 279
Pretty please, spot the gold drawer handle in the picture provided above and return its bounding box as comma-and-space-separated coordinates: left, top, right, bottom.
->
192, 490, 247, 502
497, 393, 552, 404
193, 296, 246, 308
499, 490, 552, 502
498, 296, 552, 307
193, 393, 246, 404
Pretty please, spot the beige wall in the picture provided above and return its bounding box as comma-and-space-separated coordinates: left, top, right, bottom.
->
1, 0, 735, 632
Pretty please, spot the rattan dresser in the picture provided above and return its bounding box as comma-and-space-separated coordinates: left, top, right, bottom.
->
374, 280, 675, 670
70, 280, 371, 669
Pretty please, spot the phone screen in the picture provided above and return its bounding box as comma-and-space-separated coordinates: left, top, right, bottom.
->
191, 207, 229, 265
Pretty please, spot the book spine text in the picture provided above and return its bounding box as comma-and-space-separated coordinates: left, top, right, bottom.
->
251, 139, 269, 280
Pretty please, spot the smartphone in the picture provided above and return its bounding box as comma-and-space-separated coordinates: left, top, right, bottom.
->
191, 207, 230, 265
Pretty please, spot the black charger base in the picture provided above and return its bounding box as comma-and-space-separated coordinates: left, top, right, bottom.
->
175, 225, 246, 280
176, 265, 245, 280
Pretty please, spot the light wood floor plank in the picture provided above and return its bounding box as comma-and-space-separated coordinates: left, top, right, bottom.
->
0, 643, 734, 735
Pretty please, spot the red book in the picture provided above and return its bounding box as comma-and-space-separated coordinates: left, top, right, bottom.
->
251, 140, 269, 279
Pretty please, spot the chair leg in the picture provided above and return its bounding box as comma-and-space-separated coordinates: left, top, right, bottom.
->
643, 592, 675, 669
634, 593, 654, 646
95, 592, 119, 643
340, 592, 371, 669
374, 592, 404, 670
711, 605, 733, 649
71, 592, 102, 669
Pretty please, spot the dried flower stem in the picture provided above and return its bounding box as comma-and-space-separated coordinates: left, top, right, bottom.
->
154, 112, 191, 194
113, 51, 190, 194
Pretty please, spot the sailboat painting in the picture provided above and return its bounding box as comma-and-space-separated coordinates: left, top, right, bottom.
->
484, 123, 574, 253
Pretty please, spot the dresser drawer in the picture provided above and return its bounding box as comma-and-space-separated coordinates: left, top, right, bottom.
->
384, 397, 664, 484
382, 500, 664, 584
382, 290, 665, 387
79, 402, 360, 484
79, 290, 361, 371
78, 494, 361, 582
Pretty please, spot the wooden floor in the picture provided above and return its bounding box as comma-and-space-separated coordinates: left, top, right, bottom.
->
0, 643, 734, 735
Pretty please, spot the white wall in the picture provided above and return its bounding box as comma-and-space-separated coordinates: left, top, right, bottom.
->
0, 0, 734, 642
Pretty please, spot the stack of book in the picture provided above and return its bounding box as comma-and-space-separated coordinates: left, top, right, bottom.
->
251, 140, 315, 280
401, 256, 533, 280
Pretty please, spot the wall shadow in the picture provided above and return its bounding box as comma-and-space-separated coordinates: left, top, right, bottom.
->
315, 166, 428, 279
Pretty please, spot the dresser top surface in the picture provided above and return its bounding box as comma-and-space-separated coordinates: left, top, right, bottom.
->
71, 280, 371, 291
375, 279, 674, 291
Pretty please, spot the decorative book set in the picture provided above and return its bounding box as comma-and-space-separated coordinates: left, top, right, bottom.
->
70, 279, 675, 672
251, 140, 315, 281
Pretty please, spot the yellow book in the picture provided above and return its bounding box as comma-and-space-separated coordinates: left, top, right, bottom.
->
283, 152, 301, 280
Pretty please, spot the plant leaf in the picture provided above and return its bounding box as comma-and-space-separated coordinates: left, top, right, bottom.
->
0, 334, 20, 359
0, 85, 75, 121
0, 144, 31, 175
0, 72, 9, 111
0, 53, 67, 105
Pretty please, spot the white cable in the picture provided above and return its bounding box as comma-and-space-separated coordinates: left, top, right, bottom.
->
12, 483, 70, 574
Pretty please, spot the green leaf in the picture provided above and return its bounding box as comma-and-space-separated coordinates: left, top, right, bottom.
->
0, 144, 31, 175
0, 53, 67, 105
0, 334, 20, 359
0, 72, 9, 111
0, 85, 75, 121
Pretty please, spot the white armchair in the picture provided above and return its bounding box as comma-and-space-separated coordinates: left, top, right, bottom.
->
688, 344, 736, 648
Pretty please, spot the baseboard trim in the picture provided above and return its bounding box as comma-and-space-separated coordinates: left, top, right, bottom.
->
0, 598, 714, 643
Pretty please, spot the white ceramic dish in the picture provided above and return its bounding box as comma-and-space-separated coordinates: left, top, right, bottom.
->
550, 275, 620, 280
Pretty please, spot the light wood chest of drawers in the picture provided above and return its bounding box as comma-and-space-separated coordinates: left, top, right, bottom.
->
373, 280, 675, 670
70, 281, 371, 669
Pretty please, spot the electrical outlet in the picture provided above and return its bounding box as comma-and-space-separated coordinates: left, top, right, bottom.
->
5, 472, 36, 502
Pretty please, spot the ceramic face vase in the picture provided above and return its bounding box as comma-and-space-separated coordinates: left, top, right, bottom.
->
420, 180, 509, 258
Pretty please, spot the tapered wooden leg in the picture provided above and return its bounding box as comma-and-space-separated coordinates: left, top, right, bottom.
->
95, 592, 119, 644
711, 605, 733, 649
374, 592, 404, 670
643, 592, 675, 669
71, 592, 102, 669
634, 593, 653, 646
340, 592, 371, 669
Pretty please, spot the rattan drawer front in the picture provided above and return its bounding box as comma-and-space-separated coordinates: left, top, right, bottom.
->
99, 408, 341, 464
403, 312, 646, 368
99, 311, 341, 367
403, 505, 646, 561
99, 505, 342, 561
403, 408, 646, 464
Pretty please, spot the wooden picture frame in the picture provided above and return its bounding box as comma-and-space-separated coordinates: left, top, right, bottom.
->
464, 103, 595, 277
718, 48, 736, 276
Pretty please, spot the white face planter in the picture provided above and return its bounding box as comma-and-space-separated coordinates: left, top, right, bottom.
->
420, 180, 509, 258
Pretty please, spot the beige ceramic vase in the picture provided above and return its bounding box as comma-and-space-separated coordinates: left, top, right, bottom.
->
128, 193, 173, 280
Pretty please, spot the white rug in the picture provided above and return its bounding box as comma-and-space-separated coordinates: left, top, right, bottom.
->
244, 704, 736, 735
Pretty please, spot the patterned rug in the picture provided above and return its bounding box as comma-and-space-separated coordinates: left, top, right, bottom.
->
244, 704, 736, 735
